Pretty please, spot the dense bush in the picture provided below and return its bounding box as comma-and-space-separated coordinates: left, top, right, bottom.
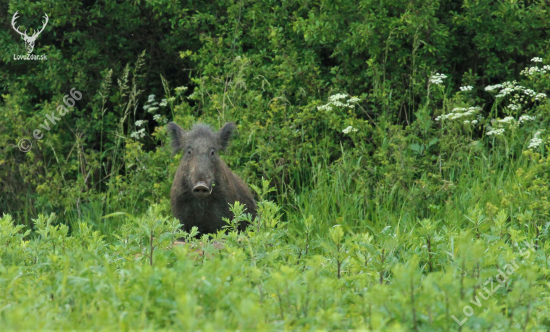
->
2, 0, 550, 220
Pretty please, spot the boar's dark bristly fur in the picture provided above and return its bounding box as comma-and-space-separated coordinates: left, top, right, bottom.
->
167, 122, 257, 235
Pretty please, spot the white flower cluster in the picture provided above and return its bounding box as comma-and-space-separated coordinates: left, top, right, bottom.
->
435, 106, 481, 121
496, 82, 525, 98
317, 104, 333, 111
485, 84, 503, 92
317, 93, 361, 111
535, 93, 547, 101
131, 120, 151, 139
484, 110, 539, 137
460, 85, 473, 91
519, 115, 536, 123
528, 130, 544, 149
496, 116, 520, 130
430, 73, 447, 85
463, 120, 479, 124
507, 104, 521, 111
342, 126, 358, 134
520, 64, 550, 76
144, 94, 159, 113
531, 57, 543, 63
497, 116, 515, 124
485, 81, 521, 94
130, 128, 146, 139
329, 93, 348, 102
332, 100, 354, 108
486, 128, 505, 136
485, 110, 538, 136
521, 66, 543, 76
141, 93, 169, 126
485, 81, 547, 102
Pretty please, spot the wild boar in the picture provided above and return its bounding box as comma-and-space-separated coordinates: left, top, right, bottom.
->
167, 122, 257, 235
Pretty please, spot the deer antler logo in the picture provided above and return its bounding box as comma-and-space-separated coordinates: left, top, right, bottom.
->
11, 11, 49, 54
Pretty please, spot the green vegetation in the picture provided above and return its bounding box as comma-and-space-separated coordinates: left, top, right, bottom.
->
2, 0, 550, 330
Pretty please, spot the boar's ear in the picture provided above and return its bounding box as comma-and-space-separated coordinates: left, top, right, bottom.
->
218, 122, 236, 151
166, 122, 186, 156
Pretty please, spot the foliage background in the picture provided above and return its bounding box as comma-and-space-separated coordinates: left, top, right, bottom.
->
1, 0, 550, 330
2, 0, 549, 220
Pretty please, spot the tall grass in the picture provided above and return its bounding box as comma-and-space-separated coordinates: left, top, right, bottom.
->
289, 141, 537, 237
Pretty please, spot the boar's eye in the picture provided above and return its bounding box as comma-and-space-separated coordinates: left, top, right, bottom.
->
186, 148, 192, 156
210, 149, 215, 157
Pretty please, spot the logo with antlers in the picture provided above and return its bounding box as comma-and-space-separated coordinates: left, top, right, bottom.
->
11, 11, 49, 54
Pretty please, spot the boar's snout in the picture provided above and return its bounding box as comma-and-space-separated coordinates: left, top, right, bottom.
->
192, 181, 212, 198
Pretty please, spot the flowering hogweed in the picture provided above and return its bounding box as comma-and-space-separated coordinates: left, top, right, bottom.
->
486, 128, 505, 136
152, 113, 168, 124
528, 130, 544, 149
130, 128, 146, 139
329, 93, 348, 102
496, 83, 524, 98
484, 111, 538, 137
485, 81, 546, 104
485, 84, 501, 92
445, 62, 550, 147
518, 115, 536, 123
430, 73, 447, 85
487, 116, 520, 134
485, 81, 520, 94
144, 94, 159, 112
332, 100, 354, 108
135, 120, 148, 127
497, 116, 516, 125
342, 126, 358, 134
520, 65, 550, 76
317, 93, 361, 111
141, 92, 169, 124
317, 104, 333, 111
435, 106, 481, 122
131, 92, 172, 141
520, 57, 549, 76
535, 93, 547, 101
